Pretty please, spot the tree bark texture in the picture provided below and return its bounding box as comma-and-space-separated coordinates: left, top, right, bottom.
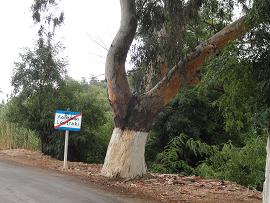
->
101, 128, 148, 178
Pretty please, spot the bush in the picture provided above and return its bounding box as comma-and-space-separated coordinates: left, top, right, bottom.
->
196, 135, 267, 190
149, 133, 218, 175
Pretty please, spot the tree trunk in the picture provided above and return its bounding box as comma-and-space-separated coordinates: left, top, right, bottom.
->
263, 130, 270, 203
101, 128, 148, 178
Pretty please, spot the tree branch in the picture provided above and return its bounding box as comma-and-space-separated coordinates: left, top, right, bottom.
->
88, 35, 109, 52
105, 0, 137, 128
145, 16, 247, 107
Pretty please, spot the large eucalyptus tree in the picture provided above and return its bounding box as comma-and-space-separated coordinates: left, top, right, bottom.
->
101, 0, 250, 178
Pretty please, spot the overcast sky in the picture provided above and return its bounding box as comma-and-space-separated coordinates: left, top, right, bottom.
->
0, 0, 121, 101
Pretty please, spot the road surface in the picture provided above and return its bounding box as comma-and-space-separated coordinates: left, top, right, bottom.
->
0, 160, 151, 203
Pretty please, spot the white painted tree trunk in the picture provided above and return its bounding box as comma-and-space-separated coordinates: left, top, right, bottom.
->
263, 134, 270, 203
101, 128, 148, 178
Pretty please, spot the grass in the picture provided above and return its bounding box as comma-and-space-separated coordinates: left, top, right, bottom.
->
0, 120, 40, 151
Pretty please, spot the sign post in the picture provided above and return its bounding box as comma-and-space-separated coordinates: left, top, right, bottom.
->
54, 110, 82, 169
63, 130, 69, 169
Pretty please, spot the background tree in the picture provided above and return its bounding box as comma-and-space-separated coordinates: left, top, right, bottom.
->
9, 0, 66, 153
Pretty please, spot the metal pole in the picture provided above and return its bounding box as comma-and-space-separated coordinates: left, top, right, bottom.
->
63, 130, 69, 169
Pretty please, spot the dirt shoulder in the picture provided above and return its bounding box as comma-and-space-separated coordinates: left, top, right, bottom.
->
0, 149, 262, 203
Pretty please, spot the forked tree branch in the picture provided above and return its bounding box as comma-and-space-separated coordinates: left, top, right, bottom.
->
145, 16, 247, 107
106, 0, 249, 131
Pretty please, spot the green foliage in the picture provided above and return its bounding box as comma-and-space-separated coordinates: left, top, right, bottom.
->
197, 135, 267, 190
146, 86, 229, 165
202, 45, 258, 133
12, 43, 66, 97
249, 0, 270, 25
151, 133, 218, 175
6, 89, 60, 153
202, 27, 270, 134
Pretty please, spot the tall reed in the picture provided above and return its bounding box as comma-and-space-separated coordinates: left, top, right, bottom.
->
0, 121, 40, 150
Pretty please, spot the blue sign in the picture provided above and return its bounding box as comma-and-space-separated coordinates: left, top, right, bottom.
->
54, 110, 82, 131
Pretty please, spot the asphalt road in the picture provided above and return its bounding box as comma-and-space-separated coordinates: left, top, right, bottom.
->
0, 160, 149, 203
